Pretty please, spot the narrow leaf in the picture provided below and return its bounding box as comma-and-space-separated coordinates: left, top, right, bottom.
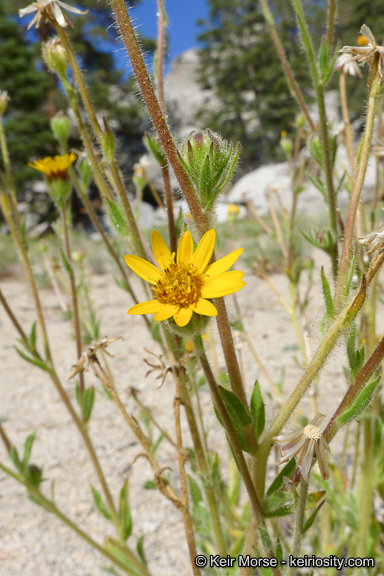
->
337, 377, 380, 427
303, 500, 325, 534
267, 458, 296, 496
29, 322, 37, 350
250, 381, 265, 438
199, 154, 212, 204
106, 198, 128, 237
218, 386, 252, 451
321, 267, 334, 320
14, 346, 49, 372
118, 479, 132, 540
91, 486, 113, 521
22, 432, 36, 468
319, 37, 328, 77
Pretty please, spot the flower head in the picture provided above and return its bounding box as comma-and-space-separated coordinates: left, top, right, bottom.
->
360, 220, 384, 255
339, 25, 384, 80
29, 153, 76, 180
19, 0, 87, 29
273, 413, 331, 482
29, 153, 76, 205
125, 229, 245, 328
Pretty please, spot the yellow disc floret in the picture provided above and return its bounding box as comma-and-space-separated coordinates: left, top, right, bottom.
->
153, 261, 203, 307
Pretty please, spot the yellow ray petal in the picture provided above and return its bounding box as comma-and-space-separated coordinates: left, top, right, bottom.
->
192, 229, 216, 272
205, 248, 243, 278
177, 230, 194, 263
154, 304, 179, 321
201, 271, 245, 298
128, 300, 164, 315
174, 307, 193, 327
193, 298, 217, 317
151, 230, 173, 270
124, 255, 161, 284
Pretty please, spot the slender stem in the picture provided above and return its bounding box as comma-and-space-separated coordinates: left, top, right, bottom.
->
335, 58, 382, 309
326, 0, 336, 53
0, 423, 11, 453
93, 358, 181, 506
258, 0, 315, 132
0, 200, 119, 523
178, 372, 227, 556
156, 0, 166, 112
109, 0, 206, 233
339, 73, 356, 178
174, 381, 200, 575
130, 388, 177, 448
0, 119, 20, 229
0, 463, 138, 575
61, 203, 85, 398
357, 417, 373, 557
289, 480, 309, 572
194, 337, 281, 575
293, 0, 338, 276
256, 275, 367, 496
57, 25, 148, 261
162, 164, 177, 254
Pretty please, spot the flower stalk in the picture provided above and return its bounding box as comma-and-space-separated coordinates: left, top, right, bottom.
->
335, 55, 382, 309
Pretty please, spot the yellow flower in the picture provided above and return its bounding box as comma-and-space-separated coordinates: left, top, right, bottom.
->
125, 229, 245, 327
29, 153, 76, 180
19, 0, 87, 29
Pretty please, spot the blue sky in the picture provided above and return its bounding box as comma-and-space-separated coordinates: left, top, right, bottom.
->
129, 0, 209, 62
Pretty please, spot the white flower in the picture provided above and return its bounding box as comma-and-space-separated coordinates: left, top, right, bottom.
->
19, 0, 87, 29
339, 24, 384, 79
273, 413, 331, 482
334, 53, 362, 78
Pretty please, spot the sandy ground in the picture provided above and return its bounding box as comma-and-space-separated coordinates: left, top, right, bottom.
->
0, 248, 373, 576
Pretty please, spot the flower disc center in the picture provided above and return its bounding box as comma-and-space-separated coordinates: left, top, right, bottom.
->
152, 262, 202, 307
303, 424, 322, 440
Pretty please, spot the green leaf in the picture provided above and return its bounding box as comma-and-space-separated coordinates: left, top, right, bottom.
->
323, 48, 339, 86
321, 266, 334, 321
188, 475, 203, 506
136, 536, 147, 567
262, 491, 293, 517
306, 173, 326, 197
118, 479, 132, 541
336, 377, 381, 427
29, 322, 37, 350
14, 346, 49, 372
319, 37, 328, 77
267, 458, 296, 496
114, 277, 131, 292
91, 486, 113, 521
302, 500, 325, 534
22, 432, 36, 468
105, 198, 128, 236
218, 386, 252, 452
60, 249, 72, 275
143, 480, 156, 490
205, 143, 241, 210
10, 446, 23, 472
199, 153, 212, 204
82, 387, 95, 424
250, 381, 265, 438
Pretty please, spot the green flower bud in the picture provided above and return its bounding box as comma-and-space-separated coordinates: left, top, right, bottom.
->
132, 155, 150, 190
24, 464, 43, 488
0, 90, 10, 116
280, 130, 293, 155
179, 130, 241, 210
51, 112, 70, 144
42, 37, 68, 78
143, 132, 166, 167
295, 113, 306, 129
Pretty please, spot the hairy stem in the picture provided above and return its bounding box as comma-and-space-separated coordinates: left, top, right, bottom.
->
335, 58, 382, 309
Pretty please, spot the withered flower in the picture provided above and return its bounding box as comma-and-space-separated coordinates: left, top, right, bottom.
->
339, 25, 384, 80
334, 53, 362, 78
273, 413, 331, 482
69, 337, 122, 379
19, 0, 87, 30
360, 222, 384, 255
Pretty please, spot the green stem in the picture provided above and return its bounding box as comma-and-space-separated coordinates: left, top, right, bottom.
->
339, 73, 356, 177
0, 462, 145, 576
0, 119, 20, 228
289, 480, 309, 573
335, 57, 382, 309
256, 276, 367, 496
109, 0, 206, 233
61, 202, 85, 399
356, 417, 373, 557
194, 336, 281, 575
258, 0, 315, 131
326, 0, 336, 53
293, 0, 338, 277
